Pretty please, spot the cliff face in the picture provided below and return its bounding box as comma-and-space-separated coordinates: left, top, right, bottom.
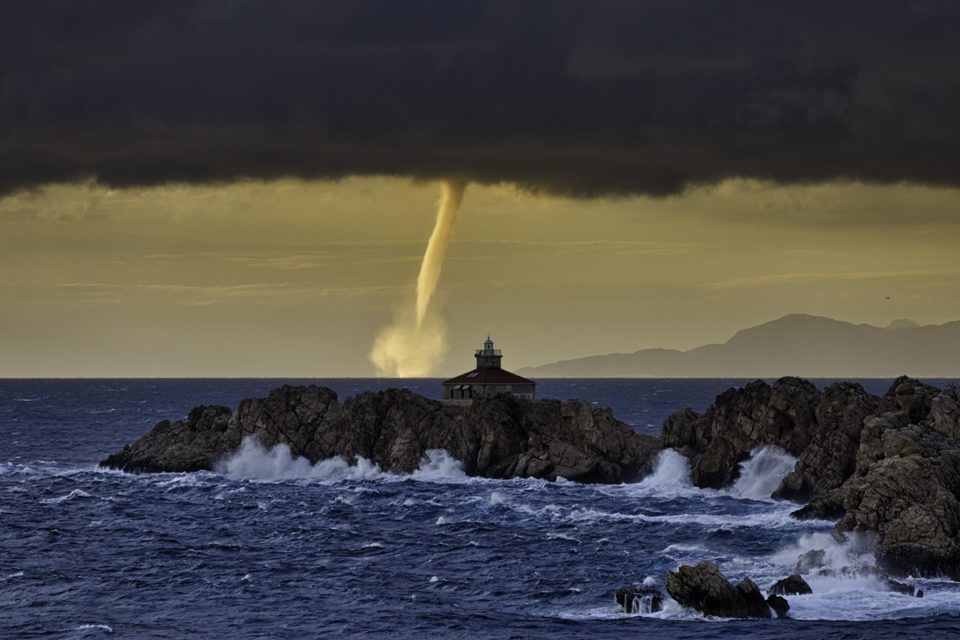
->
101, 385, 662, 484
663, 376, 960, 579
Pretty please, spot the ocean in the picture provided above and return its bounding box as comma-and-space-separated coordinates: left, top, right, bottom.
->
2, 378, 959, 639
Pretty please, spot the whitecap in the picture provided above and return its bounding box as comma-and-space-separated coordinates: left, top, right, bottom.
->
75, 624, 113, 633
40, 489, 93, 504
488, 491, 509, 505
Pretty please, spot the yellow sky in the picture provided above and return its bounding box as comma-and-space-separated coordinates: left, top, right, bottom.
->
2, 178, 959, 376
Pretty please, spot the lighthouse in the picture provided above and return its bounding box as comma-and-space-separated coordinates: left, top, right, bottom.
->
442, 336, 536, 402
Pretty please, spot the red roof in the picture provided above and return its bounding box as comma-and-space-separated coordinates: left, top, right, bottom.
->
443, 368, 536, 385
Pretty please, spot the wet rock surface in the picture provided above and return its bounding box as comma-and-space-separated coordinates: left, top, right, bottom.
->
766, 594, 790, 619
769, 574, 812, 596
665, 561, 775, 618
101, 385, 662, 483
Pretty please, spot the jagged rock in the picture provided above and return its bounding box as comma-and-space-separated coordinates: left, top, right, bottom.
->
766, 594, 790, 618
101, 385, 661, 483
931, 386, 960, 441
101, 405, 235, 473
615, 587, 663, 614
769, 574, 812, 596
774, 382, 880, 502
884, 376, 939, 425
665, 561, 772, 619
662, 378, 818, 488
832, 423, 960, 579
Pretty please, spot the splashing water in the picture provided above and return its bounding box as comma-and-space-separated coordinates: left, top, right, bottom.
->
631, 450, 695, 495
728, 445, 797, 500
215, 436, 470, 484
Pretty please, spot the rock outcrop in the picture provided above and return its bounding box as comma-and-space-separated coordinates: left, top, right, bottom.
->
769, 574, 812, 596
665, 561, 780, 618
766, 594, 790, 619
101, 385, 661, 483
662, 377, 818, 488
665, 376, 960, 580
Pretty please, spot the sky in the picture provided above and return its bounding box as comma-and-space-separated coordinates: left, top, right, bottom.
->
2, 2, 959, 376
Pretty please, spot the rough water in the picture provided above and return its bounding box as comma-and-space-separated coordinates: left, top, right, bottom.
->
2, 379, 960, 639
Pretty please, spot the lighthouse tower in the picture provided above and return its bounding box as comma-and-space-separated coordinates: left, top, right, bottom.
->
475, 336, 502, 369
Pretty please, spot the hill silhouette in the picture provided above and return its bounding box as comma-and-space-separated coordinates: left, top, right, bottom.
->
518, 314, 960, 378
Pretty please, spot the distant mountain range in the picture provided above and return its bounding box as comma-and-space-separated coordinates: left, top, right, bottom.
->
517, 314, 960, 378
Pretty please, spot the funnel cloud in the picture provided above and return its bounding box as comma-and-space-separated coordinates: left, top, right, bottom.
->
370, 180, 465, 376
416, 181, 466, 328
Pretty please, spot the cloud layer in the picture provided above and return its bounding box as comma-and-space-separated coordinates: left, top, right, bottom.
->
2, 1, 959, 196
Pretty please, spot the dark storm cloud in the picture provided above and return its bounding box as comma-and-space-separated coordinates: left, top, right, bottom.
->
2, 1, 959, 196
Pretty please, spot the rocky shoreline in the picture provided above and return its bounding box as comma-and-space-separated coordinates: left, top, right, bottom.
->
662, 375, 960, 581
102, 375, 960, 615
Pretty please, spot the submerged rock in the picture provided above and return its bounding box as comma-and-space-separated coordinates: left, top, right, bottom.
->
769, 574, 812, 596
665, 561, 772, 619
885, 579, 915, 596
101, 385, 661, 483
794, 549, 827, 575
615, 587, 663, 614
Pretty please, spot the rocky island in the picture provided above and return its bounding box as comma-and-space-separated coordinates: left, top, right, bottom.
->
103, 375, 960, 615
101, 385, 661, 483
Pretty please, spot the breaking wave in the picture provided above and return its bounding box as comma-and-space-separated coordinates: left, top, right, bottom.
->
214, 436, 469, 484
728, 445, 798, 501
629, 449, 695, 495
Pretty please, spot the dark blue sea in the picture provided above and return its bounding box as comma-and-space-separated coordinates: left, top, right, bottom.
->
3, 378, 960, 639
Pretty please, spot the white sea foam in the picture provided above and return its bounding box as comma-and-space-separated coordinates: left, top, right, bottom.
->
409, 450, 468, 483
768, 531, 879, 577
503, 498, 806, 530
40, 489, 93, 504
214, 437, 470, 484
488, 491, 509, 505
699, 530, 960, 622
75, 624, 113, 633
727, 445, 797, 501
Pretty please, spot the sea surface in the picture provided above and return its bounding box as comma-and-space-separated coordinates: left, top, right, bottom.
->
2, 378, 960, 639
